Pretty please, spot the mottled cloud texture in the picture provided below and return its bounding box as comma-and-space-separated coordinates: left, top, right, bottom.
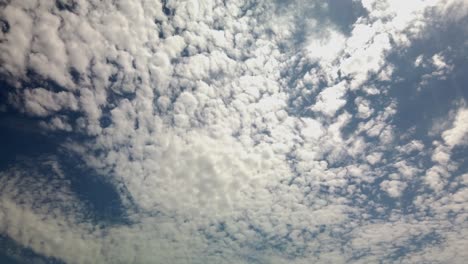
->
0, 0, 467, 263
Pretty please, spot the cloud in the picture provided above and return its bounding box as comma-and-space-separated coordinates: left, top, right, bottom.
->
310, 81, 347, 117
442, 106, 468, 148
380, 180, 407, 197
0, 0, 467, 263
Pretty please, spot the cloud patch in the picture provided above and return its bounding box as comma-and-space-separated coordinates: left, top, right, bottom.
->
0, 0, 467, 263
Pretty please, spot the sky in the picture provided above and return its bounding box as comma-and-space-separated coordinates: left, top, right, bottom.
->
0, 0, 467, 263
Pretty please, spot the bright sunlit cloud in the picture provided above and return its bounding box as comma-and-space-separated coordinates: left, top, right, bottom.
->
0, 0, 467, 263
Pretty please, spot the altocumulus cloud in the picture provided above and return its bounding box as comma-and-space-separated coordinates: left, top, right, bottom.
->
0, 0, 468, 263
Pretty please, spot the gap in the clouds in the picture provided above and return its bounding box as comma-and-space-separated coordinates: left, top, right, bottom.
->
238, 0, 261, 19
105, 61, 140, 97
161, 0, 174, 17
5, 70, 86, 130
339, 90, 362, 135
349, 171, 428, 219
98, 76, 141, 129
55, 0, 78, 13
0, 93, 60, 172
283, 62, 328, 117
354, 180, 399, 217
0, 235, 65, 264
385, 14, 468, 145
99, 114, 112, 128
200, 220, 315, 261
326, 0, 368, 35
0, 80, 131, 226
439, 145, 468, 199
58, 152, 132, 226
0, 80, 78, 170
24, 69, 71, 94
451, 146, 468, 174
386, 231, 443, 262
0, 18, 9, 34
0, 115, 58, 170
274, 0, 368, 50
69, 67, 82, 84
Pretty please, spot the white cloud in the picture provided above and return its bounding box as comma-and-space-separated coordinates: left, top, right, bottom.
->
355, 96, 374, 119
396, 140, 424, 154
305, 29, 346, 64
442, 106, 468, 148
0, 0, 467, 263
341, 33, 392, 90
414, 54, 424, 67
380, 180, 407, 197
366, 152, 383, 165
21, 88, 79, 117
0, 5, 34, 80
310, 81, 347, 117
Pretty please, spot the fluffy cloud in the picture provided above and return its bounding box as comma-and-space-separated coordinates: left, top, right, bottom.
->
0, 0, 467, 263
442, 106, 468, 148
310, 81, 347, 117
380, 180, 407, 197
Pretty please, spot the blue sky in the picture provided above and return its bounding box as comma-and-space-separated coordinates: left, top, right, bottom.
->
0, 0, 467, 263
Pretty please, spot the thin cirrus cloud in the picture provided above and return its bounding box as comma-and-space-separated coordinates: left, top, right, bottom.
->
0, 0, 467, 263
